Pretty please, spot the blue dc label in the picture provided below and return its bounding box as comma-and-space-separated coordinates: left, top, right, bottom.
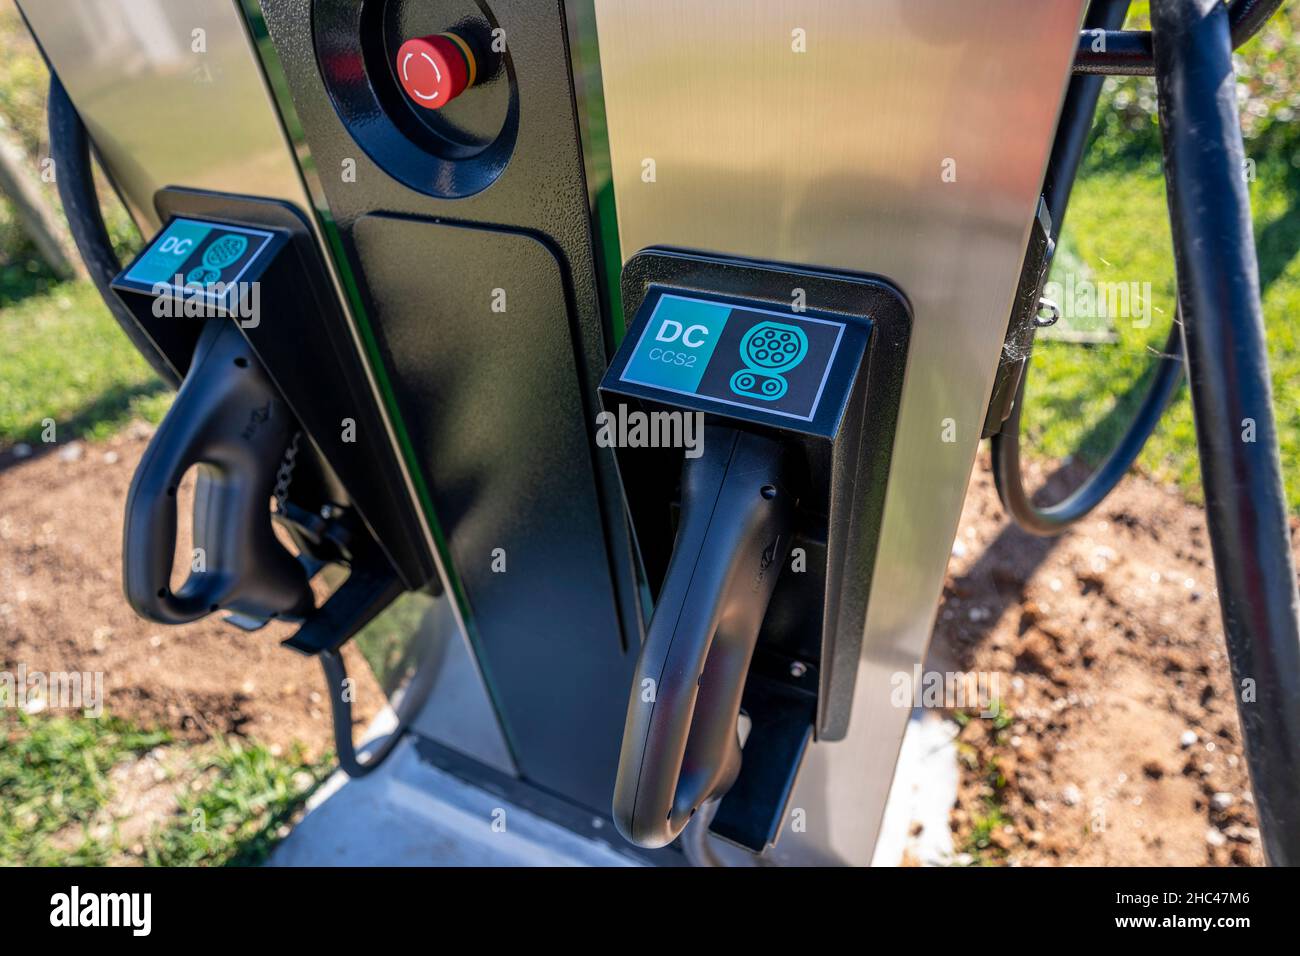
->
124, 219, 272, 291
620, 294, 845, 421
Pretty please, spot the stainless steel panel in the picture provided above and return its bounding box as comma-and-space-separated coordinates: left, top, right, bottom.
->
19, 0, 304, 230
18, 0, 515, 776
595, 0, 1087, 863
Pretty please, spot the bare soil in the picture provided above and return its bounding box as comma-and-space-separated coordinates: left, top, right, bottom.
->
0, 424, 380, 758
930, 454, 1292, 866
1, 427, 1290, 865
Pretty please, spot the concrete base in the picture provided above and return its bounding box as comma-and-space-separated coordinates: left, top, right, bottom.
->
271, 693, 959, 867
870, 711, 961, 866
270, 731, 641, 867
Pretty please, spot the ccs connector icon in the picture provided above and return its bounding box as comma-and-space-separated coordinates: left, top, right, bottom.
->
729, 321, 808, 402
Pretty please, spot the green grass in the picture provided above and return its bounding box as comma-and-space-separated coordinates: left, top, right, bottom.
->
1019, 5, 1300, 509
0, 711, 328, 867
954, 703, 1016, 865
0, 3, 159, 452
1022, 156, 1300, 510
962, 799, 1013, 864
1, 712, 168, 866
144, 737, 328, 867
0, 279, 170, 448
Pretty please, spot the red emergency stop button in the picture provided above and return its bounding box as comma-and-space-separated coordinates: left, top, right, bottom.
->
395, 32, 477, 110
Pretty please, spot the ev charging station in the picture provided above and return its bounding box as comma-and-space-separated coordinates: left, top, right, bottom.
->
15, 0, 1300, 867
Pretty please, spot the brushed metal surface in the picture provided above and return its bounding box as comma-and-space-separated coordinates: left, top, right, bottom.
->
595, 0, 1087, 863
17, 0, 516, 776
19, 0, 305, 231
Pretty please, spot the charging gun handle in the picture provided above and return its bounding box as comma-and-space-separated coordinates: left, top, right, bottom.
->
613, 425, 792, 849
123, 320, 312, 624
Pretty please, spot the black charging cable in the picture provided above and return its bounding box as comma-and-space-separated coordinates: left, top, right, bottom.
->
991, 0, 1186, 537
318, 647, 406, 778
991, 323, 1183, 536
46, 75, 178, 387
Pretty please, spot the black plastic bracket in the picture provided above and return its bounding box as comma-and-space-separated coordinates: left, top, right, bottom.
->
606, 248, 912, 743
281, 564, 405, 657
107, 188, 436, 594
982, 197, 1055, 439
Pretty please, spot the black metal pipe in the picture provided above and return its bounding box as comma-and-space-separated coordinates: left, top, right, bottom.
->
1075, 28, 1158, 77
46, 75, 178, 388
1153, 0, 1300, 866
1075, 0, 1283, 75
1047, 0, 1133, 236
